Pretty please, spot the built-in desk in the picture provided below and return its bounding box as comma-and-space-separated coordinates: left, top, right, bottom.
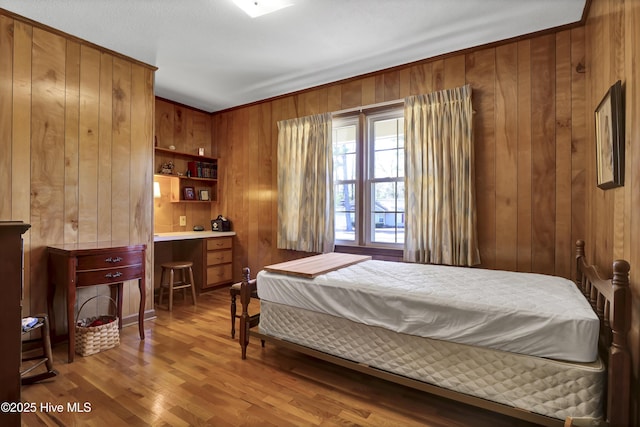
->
153, 231, 235, 294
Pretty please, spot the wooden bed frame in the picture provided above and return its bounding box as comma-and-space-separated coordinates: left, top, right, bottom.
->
239, 240, 631, 427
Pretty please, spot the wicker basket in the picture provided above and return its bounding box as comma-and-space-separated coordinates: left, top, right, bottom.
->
75, 295, 120, 357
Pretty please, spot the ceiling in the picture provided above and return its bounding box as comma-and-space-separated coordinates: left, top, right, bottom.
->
0, 0, 586, 113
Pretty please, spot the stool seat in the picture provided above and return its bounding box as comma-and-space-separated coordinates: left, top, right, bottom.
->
162, 261, 193, 269
158, 261, 197, 311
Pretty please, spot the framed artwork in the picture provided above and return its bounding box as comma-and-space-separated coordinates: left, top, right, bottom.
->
199, 190, 210, 201
183, 186, 196, 200
594, 80, 624, 189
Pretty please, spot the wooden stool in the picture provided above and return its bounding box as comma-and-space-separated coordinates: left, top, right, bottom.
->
158, 261, 197, 311
21, 314, 57, 385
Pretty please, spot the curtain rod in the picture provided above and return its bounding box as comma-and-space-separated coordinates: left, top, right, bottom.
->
331, 99, 403, 116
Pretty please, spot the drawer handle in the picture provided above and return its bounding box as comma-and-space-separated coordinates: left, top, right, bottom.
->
105, 271, 123, 279
105, 256, 123, 263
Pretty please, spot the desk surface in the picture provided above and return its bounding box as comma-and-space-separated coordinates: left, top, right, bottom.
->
154, 231, 235, 242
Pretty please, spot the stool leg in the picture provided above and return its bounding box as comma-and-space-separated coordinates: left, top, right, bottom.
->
168, 268, 174, 312
188, 266, 197, 306
41, 315, 55, 373
230, 292, 237, 338
158, 268, 166, 306
182, 268, 188, 301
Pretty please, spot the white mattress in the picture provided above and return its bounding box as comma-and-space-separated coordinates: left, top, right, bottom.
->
257, 260, 599, 362
258, 300, 604, 423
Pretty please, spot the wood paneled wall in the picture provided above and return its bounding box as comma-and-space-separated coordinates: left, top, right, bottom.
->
154, 99, 214, 233
585, 0, 640, 424
212, 28, 587, 283
0, 11, 155, 327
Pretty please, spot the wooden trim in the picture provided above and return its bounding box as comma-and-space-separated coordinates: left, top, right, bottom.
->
0, 8, 157, 71
335, 245, 402, 260
155, 96, 212, 115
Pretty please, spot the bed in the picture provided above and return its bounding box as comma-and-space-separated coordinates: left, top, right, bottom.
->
238, 241, 631, 427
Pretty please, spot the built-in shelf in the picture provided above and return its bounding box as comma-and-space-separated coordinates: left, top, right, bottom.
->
154, 147, 218, 202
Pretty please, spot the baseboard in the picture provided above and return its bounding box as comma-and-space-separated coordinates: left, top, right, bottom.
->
121, 309, 156, 327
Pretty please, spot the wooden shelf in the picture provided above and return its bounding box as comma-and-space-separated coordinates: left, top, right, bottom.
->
155, 147, 219, 202
159, 174, 217, 183
155, 147, 217, 162
154, 174, 217, 203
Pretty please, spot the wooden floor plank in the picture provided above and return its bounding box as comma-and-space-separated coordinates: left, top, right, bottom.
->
21, 288, 541, 426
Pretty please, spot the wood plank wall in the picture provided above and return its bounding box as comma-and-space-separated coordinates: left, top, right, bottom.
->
154, 99, 214, 233
585, 0, 640, 424
211, 29, 587, 283
0, 11, 155, 329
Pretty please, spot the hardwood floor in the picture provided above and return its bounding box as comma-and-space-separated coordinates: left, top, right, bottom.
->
21, 288, 541, 426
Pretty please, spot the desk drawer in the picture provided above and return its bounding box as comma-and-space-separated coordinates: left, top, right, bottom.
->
206, 237, 232, 251
206, 249, 232, 266
76, 264, 143, 287
77, 251, 144, 271
206, 264, 232, 287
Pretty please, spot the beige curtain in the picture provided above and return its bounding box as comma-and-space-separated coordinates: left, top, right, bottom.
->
277, 113, 334, 253
403, 85, 480, 266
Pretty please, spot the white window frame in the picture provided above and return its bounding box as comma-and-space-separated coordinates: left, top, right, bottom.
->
333, 106, 404, 249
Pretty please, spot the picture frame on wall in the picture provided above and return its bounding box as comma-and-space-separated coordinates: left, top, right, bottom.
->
594, 80, 624, 190
183, 186, 196, 200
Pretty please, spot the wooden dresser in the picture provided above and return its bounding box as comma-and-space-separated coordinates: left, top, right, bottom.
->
47, 242, 146, 362
0, 221, 30, 427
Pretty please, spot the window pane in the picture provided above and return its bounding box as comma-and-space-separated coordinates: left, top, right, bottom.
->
334, 152, 356, 182
333, 124, 357, 181
372, 117, 404, 179
334, 182, 356, 242
370, 181, 404, 244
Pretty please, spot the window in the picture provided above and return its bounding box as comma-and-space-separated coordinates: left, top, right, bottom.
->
333, 107, 404, 247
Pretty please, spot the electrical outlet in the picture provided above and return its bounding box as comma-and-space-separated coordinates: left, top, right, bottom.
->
179, 216, 186, 226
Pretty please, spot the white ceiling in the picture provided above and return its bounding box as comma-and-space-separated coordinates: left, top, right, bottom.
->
0, 0, 586, 113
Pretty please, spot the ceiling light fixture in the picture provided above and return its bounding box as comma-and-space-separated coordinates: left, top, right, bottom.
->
232, 0, 294, 18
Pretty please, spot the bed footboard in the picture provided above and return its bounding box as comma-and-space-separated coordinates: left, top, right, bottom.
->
575, 240, 631, 427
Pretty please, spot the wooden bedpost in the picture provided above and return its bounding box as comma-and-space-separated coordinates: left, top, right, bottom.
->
239, 267, 251, 360
575, 240, 585, 294
608, 259, 631, 427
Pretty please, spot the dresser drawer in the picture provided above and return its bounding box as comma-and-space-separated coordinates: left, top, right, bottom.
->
77, 251, 144, 271
206, 249, 232, 266
206, 237, 232, 251
206, 264, 233, 287
76, 264, 143, 287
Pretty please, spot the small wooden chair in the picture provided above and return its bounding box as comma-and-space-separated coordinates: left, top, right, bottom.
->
158, 261, 197, 311
21, 314, 57, 385
230, 269, 258, 339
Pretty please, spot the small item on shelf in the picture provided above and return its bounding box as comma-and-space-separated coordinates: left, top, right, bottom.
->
193, 225, 204, 231
183, 186, 196, 200
169, 145, 176, 150
159, 160, 174, 175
